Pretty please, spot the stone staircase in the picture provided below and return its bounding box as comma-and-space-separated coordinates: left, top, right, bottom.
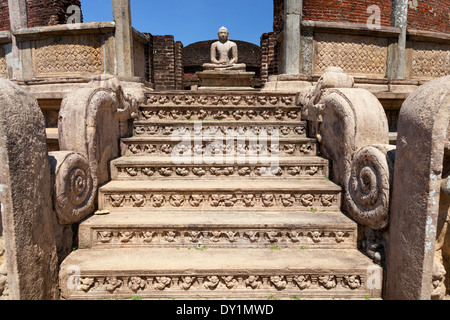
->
59, 91, 382, 300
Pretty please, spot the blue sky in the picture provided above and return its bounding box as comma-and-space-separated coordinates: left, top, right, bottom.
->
82, 0, 274, 46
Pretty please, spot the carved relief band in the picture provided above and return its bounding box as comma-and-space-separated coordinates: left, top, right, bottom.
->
139, 106, 301, 122
314, 33, 388, 78
145, 92, 296, 108
60, 272, 376, 299
132, 122, 307, 138
120, 139, 317, 157
99, 192, 340, 210
33, 35, 104, 77
410, 42, 450, 79
84, 228, 354, 249
112, 163, 328, 180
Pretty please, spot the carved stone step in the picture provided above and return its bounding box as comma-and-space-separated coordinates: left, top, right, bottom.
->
120, 136, 317, 157
110, 156, 329, 180
133, 121, 307, 138
59, 247, 382, 300
144, 91, 297, 108
78, 211, 357, 250
138, 105, 301, 122
98, 180, 342, 211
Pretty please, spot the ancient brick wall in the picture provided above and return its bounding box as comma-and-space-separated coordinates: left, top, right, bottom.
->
0, 1, 10, 31
0, 0, 82, 29
174, 41, 184, 90
27, 0, 83, 27
260, 32, 279, 82
274, 0, 449, 33
152, 35, 184, 90
302, 0, 392, 27
153, 35, 175, 90
407, 0, 450, 33
273, 0, 284, 35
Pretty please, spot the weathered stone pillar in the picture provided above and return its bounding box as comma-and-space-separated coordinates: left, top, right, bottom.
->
6, 0, 27, 80
283, 0, 302, 75
0, 79, 59, 299
386, 75, 450, 299
389, 0, 408, 79
111, 0, 135, 77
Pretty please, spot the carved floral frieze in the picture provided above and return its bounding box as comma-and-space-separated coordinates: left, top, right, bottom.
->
102, 192, 339, 209
122, 141, 316, 157
92, 229, 352, 247
133, 123, 306, 137
33, 35, 104, 77
114, 164, 326, 179
69, 273, 366, 295
411, 42, 450, 79
314, 33, 387, 77
139, 107, 301, 122
145, 93, 295, 107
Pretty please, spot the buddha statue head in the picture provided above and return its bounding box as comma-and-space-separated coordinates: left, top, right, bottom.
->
218, 26, 229, 43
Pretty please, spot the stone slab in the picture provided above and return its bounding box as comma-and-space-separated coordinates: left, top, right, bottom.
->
59, 247, 382, 300
78, 210, 358, 250
132, 120, 308, 138
197, 86, 254, 91
0, 79, 59, 299
386, 75, 450, 299
197, 70, 255, 88
110, 156, 330, 180
98, 179, 342, 212
120, 136, 318, 158
262, 80, 313, 92
99, 179, 342, 193
138, 105, 302, 122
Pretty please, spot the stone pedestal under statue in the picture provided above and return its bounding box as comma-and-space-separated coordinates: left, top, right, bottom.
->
197, 70, 255, 90
196, 27, 255, 91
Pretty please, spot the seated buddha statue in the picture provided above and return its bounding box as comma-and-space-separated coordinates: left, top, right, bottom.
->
202, 27, 247, 71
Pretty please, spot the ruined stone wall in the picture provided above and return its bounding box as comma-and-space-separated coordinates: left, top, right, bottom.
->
0, 1, 10, 31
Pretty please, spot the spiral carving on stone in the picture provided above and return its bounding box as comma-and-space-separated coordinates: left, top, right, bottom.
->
51, 151, 96, 225
345, 145, 395, 230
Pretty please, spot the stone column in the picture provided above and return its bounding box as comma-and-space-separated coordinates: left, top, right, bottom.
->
385, 75, 450, 299
389, 0, 408, 79
6, 0, 27, 80
283, 0, 302, 75
0, 79, 59, 299
111, 0, 135, 77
